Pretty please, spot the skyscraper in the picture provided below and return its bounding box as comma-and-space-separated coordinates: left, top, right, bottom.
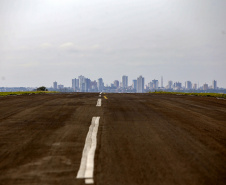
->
76, 79, 79, 89
78, 75, 85, 90
174, 82, 182, 89
152, 79, 158, 89
114, 80, 119, 88
137, 76, 144, 93
213, 80, 217, 90
132, 80, 137, 90
90, 80, 97, 91
122, 75, 128, 88
84, 78, 91, 92
185, 81, 192, 90
193, 83, 197, 90
148, 81, 153, 89
53, 81, 57, 89
98, 78, 104, 92
168, 81, 173, 89
72, 78, 76, 91
203, 83, 208, 90
161, 76, 163, 88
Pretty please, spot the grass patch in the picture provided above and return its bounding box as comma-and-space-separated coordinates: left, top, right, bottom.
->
149, 91, 226, 99
0, 91, 58, 96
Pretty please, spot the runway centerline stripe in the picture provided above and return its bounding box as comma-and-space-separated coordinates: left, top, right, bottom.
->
96, 99, 101, 106
77, 117, 100, 184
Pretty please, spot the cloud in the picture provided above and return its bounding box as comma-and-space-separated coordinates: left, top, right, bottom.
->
59, 42, 75, 49
40, 42, 53, 49
18, 62, 39, 68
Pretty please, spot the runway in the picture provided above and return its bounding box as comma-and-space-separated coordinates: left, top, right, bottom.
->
0, 93, 225, 185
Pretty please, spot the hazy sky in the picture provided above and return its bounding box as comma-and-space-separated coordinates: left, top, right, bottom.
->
0, 0, 226, 87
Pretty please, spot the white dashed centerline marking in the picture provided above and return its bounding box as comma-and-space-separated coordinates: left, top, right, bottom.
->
77, 117, 100, 184
96, 99, 101, 106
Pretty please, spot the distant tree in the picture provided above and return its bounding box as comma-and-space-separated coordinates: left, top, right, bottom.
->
37, 86, 48, 91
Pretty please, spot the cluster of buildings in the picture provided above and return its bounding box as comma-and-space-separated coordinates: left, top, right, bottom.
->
0, 77, 222, 93
0, 87, 35, 92
51, 76, 220, 93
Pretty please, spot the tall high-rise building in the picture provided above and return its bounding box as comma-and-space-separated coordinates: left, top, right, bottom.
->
193, 83, 197, 90
152, 79, 158, 89
98, 78, 104, 92
185, 81, 192, 90
72, 78, 76, 91
148, 81, 153, 89
114, 80, 119, 88
168, 81, 173, 89
132, 80, 137, 90
122, 75, 128, 88
212, 80, 217, 90
76, 79, 79, 88
84, 78, 91, 92
137, 76, 144, 93
203, 83, 208, 90
161, 76, 163, 88
174, 82, 182, 89
90, 80, 97, 91
53, 81, 57, 89
78, 75, 85, 90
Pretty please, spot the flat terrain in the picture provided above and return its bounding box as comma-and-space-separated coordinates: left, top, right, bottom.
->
0, 93, 225, 185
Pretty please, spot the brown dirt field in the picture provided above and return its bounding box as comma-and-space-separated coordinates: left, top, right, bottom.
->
0, 93, 225, 185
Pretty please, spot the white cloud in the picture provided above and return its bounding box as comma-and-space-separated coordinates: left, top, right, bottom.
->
59, 42, 75, 49
40, 43, 53, 49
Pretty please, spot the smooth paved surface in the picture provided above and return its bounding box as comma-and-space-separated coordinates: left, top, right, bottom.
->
0, 93, 225, 185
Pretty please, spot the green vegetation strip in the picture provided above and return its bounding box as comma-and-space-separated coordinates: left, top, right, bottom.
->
0, 91, 57, 96
149, 92, 226, 99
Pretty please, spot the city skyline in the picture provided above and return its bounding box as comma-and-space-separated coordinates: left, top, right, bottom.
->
49, 75, 220, 93
0, 73, 224, 89
0, 0, 225, 88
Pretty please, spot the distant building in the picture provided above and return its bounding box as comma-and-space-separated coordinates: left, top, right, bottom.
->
213, 80, 217, 90
78, 75, 85, 90
193, 83, 197, 90
203, 83, 208, 90
148, 81, 153, 89
122, 75, 128, 88
53, 81, 57, 89
185, 81, 192, 90
84, 78, 91, 92
76, 79, 79, 89
161, 76, 163, 88
90, 80, 97, 91
137, 75, 144, 93
98, 78, 104, 92
132, 80, 137, 90
152, 79, 158, 89
114, 80, 119, 88
174, 82, 182, 89
72, 78, 76, 91
58, 84, 64, 89
168, 81, 173, 89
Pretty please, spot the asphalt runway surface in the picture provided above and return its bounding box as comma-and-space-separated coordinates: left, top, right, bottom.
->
0, 93, 225, 185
